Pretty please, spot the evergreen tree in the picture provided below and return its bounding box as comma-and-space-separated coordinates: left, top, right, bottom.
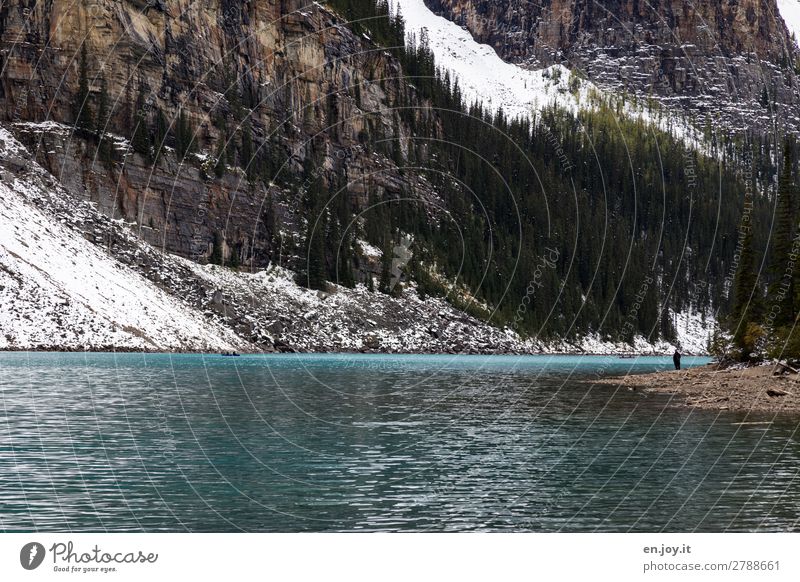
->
153, 108, 168, 161
131, 80, 151, 158
72, 43, 93, 131
239, 119, 254, 178
302, 210, 328, 291
120, 64, 133, 134
214, 138, 227, 178
96, 75, 112, 165
210, 232, 223, 265
175, 108, 195, 158
379, 235, 393, 293
228, 242, 240, 269
96, 74, 109, 132
298, 172, 328, 291
767, 137, 796, 327
730, 212, 762, 358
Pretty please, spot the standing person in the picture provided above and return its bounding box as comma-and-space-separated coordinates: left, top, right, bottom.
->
673, 348, 681, 370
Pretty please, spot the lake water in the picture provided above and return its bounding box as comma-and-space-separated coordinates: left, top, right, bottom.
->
1, 352, 798, 532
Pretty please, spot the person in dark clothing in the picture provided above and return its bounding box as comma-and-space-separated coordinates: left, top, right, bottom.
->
673, 349, 681, 370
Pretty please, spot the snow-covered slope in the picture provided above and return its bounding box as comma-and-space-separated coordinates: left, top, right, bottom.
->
395, 0, 705, 147
0, 129, 248, 351
396, 0, 590, 119
0, 126, 535, 354
0, 125, 712, 354
542, 308, 713, 356
778, 0, 800, 43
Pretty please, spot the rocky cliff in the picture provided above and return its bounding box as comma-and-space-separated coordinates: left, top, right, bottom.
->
0, 0, 434, 269
0, 0, 733, 352
424, 0, 800, 133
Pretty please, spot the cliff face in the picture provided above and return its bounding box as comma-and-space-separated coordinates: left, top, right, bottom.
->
0, 0, 433, 267
425, 0, 800, 132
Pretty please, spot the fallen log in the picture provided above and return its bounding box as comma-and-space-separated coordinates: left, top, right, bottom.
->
773, 361, 799, 375
766, 388, 792, 397
687, 396, 730, 405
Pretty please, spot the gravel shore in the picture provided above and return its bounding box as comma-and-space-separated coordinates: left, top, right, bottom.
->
597, 363, 800, 413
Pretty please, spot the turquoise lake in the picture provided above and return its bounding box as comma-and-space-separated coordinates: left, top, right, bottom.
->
1, 352, 798, 532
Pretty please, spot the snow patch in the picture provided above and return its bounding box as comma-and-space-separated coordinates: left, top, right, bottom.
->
395, 0, 706, 148
0, 127, 246, 352
0, 123, 713, 355
396, 0, 590, 119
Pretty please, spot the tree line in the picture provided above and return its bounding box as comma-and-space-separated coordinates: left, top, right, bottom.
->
66, 0, 784, 346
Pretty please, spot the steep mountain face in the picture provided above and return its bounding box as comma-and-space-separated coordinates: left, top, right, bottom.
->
0, 126, 551, 353
1, 0, 754, 351
424, 0, 800, 132
0, 0, 432, 267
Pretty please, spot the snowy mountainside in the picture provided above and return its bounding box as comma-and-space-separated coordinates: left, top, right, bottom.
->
0, 127, 534, 353
397, 0, 590, 119
0, 126, 712, 354
0, 128, 247, 352
421, 0, 800, 135
395, 0, 705, 147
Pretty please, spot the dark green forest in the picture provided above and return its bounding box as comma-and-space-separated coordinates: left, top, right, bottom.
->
320, 0, 778, 345
724, 136, 800, 362
75, 0, 788, 349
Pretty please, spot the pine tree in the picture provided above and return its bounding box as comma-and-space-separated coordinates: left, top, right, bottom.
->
264, 194, 280, 262
228, 242, 240, 269
730, 212, 762, 358
72, 43, 93, 132
379, 235, 393, 293
210, 232, 223, 265
214, 138, 227, 178
175, 108, 194, 158
153, 108, 168, 161
239, 119, 254, 178
767, 137, 795, 327
298, 172, 328, 291
302, 210, 328, 291
120, 64, 133, 134
96, 75, 112, 165
96, 74, 109, 133
131, 80, 151, 158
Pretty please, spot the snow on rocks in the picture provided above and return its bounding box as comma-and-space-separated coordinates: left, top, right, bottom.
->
395, 0, 706, 149
174, 261, 533, 353
0, 124, 712, 354
396, 0, 591, 120
0, 127, 247, 352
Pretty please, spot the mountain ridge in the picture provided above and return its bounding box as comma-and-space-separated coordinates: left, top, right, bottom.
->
423, 0, 800, 134
0, 0, 770, 352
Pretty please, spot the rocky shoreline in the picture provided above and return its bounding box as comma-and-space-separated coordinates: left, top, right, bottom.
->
598, 363, 800, 414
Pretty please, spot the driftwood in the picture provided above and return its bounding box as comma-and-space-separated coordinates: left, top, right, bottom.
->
773, 361, 799, 376
687, 395, 729, 405
766, 387, 793, 398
